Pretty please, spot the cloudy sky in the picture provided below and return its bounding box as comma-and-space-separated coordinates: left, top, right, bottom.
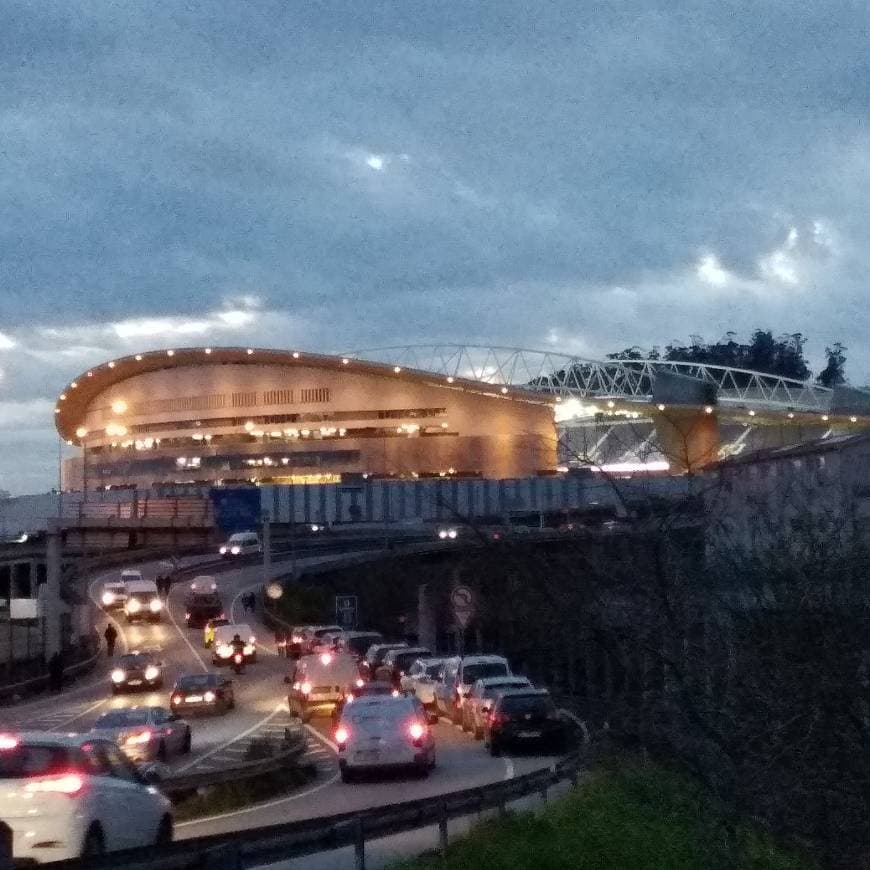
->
0, 1, 868, 493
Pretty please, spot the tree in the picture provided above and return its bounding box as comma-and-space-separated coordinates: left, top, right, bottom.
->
817, 342, 847, 388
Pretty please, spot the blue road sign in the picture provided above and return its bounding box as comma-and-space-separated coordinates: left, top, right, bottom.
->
210, 487, 262, 534
335, 594, 358, 630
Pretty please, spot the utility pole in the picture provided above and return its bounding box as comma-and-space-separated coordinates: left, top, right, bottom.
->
262, 509, 272, 590
44, 519, 62, 658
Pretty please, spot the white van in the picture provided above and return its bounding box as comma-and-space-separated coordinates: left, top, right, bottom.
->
219, 532, 261, 558
212, 623, 257, 664
120, 568, 144, 585
287, 652, 361, 722
123, 579, 162, 624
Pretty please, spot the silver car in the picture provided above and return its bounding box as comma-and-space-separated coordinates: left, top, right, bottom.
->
90, 706, 191, 763
462, 676, 533, 738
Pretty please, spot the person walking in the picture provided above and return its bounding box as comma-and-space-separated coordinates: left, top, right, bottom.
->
104, 623, 118, 657
47, 650, 64, 693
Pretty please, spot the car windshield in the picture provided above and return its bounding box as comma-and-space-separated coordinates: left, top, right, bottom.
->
188, 594, 220, 606
425, 663, 442, 678
95, 709, 150, 728
462, 663, 509, 683
130, 591, 155, 603
347, 635, 381, 655
0, 744, 73, 779
209, 619, 230, 628
176, 675, 216, 690
483, 682, 526, 699
368, 645, 403, 665
499, 695, 555, 715
105, 584, 125, 592
118, 654, 150, 668
392, 651, 426, 671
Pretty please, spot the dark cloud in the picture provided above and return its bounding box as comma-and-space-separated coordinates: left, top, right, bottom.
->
0, 0, 867, 492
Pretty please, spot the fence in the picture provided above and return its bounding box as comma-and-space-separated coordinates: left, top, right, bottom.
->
53, 752, 582, 870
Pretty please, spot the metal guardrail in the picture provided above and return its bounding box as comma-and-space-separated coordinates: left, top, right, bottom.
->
53, 751, 582, 870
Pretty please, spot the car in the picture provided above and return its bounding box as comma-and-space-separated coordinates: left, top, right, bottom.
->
124, 579, 163, 624
203, 616, 231, 648
400, 657, 445, 720
379, 647, 433, 686
183, 578, 223, 628
483, 689, 567, 756
0, 731, 173, 863
120, 568, 144, 585
287, 652, 361, 722
330, 680, 397, 728
211, 623, 257, 665
437, 527, 459, 540
218, 531, 261, 557
462, 676, 533, 738
337, 631, 384, 661
170, 673, 235, 716
110, 650, 164, 693
311, 630, 343, 655
361, 642, 408, 679
435, 655, 512, 723
297, 624, 343, 654
335, 694, 435, 782
90, 707, 192, 763
99, 581, 128, 611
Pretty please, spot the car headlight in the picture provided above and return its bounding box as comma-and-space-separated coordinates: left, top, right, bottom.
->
448, 529, 458, 539
149, 599, 162, 613
300, 681, 312, 695
144, 666, 160, 681
101, 591, 115, 605
204, 690, 216, 703
438, 530, 448, 539
217, 643, 232, 658
230, 546, 241, 555
127, 599, 141, 613
219, 546, 228, 554
243, 644, 254, 655
111, 669, 125, 683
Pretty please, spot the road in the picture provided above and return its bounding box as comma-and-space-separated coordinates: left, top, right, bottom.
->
4, 537, 559, 865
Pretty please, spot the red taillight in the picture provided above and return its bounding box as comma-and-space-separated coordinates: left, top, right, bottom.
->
408, 721, 425, 741
171, 694, 183, 705
335, 727, 349, 745
233, 653, 243, 664
25, 773, 84, 795
300, 681, 312, 695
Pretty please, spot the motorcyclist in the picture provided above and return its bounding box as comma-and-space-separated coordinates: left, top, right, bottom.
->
231, 633, 246, 672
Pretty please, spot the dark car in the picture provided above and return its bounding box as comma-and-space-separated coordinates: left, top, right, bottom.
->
110, 651, 164, 694
184, 589, 224, 628
484, 689, 566, 756
330, 680, 397, 727
361, 642, 408, 679
170, 673, 235, 716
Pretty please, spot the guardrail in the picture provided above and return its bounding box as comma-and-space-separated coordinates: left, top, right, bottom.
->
54, 752, 582, 870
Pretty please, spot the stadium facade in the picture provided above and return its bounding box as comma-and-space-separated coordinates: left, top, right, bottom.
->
55, 348, 558, 490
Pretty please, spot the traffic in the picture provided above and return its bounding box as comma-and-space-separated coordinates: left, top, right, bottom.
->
1, 553, 566, 864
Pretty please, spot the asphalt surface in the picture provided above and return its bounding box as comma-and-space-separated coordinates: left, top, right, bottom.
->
3, 539, 560, 863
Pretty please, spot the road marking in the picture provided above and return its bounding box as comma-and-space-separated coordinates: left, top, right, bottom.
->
164, 585, 209, 674
304, 722, 339, 753
48, 698, 107, 732
174, 703, 285, 773
504, 757, 515, 780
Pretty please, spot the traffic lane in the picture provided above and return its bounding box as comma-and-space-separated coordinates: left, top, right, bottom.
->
178, 716, 516, 839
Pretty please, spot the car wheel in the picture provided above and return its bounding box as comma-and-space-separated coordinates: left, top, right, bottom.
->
155, 815, 173, 846
157, 740, 168, 762
81, 824, 105, 859
182, 730, 192, 754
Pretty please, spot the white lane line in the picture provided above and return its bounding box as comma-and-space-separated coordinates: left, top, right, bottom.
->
48, 698, 107, 732
504, 757, 515, 780
174, 703, 285, 773
164, 587, 209, 674
304, 722, 339, 753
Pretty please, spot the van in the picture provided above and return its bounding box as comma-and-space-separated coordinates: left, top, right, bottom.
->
435, 655, 512, 723
124, 579, 162, 624
121, 568, 144, 585
287, 652, 361, 722
219, 532, 261, 558
212, 623, 257, 664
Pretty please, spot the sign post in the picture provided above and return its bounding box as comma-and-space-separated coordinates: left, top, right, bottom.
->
335, 594, 358, 631
450, 585, 475, 657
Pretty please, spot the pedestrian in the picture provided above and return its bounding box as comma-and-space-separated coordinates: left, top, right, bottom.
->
104, 623, 118, 657
47, 650, 64, 693
275, 627, 286, 657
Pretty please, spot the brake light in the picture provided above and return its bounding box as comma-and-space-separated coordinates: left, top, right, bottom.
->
300, 681, 312, 695
335, 727, 349, 745
355, 678, 364, 688
204, 690, 216, 702
124, 729, 152, 746
25, 773, 84, 795
320, 653, 332, 666
171, 694, 183, 705
0, 735, 18, 750
408, 722, 425, 741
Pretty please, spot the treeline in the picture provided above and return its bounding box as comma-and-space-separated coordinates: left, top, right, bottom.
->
607, 330, 847, 386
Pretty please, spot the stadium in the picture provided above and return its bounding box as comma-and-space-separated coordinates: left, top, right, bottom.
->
55, 344, 869, 491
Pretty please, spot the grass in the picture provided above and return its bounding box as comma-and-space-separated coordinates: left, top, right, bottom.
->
391, 760, 813, 870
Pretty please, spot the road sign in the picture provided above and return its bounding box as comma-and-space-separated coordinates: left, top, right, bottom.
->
335, 594, 358, 630
451, 585, 475, 629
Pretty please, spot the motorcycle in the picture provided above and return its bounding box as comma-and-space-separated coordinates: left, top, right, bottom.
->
232, 652, 245, 674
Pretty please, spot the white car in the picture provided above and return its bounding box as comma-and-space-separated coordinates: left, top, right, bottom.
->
400, 658, 445, 719
462, 676, 533, 738
0, 731, 173, 863
212, 623, 257, 665
124, 579, 163, 624
435, 655, 512, 723
100, 581, 128, 611
335, 694, 435, 782
219, 531, 261, 557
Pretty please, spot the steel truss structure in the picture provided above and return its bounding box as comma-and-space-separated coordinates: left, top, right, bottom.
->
349, 345, 833, 413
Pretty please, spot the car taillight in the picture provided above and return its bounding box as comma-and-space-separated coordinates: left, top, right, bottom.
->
185, 612, 191, 620
204, 690, 216, 702
355, 678, 365, 688
25, 773, 84, 796
124, 729, 152, 746
408, 722, 425, 741
320, 653, 332, 665
335, 727, 349, 745
300, 681, 312, 695
171, 694, 183, 705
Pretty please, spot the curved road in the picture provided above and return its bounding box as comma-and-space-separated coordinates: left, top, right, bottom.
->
5, 544, 558, 860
